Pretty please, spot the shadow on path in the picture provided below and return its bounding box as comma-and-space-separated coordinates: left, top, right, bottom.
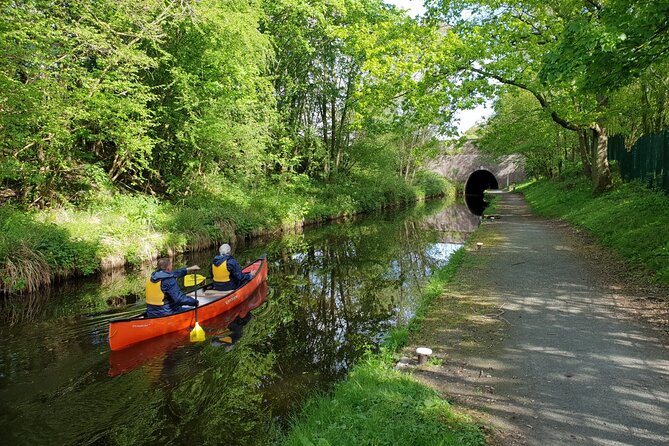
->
414, 192, 669, 446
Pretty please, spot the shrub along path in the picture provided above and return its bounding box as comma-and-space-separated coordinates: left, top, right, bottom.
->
410, 192, 669, 445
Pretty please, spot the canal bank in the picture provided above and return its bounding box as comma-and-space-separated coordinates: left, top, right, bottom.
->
278, 248, 488, 446
0, 198, 480, 446
0, 175, 455, 294
407, 192, 669, 446
0, 175, 453, 294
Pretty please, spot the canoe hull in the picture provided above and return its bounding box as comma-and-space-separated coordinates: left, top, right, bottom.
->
108, 281, 268, 376
108, 256, 268, 351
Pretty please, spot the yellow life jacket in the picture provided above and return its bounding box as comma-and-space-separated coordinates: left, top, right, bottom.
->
145, 278, 165, 305
212, 260, 231, 283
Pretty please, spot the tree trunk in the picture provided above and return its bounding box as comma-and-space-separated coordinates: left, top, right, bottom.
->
641, 83, 651, 135
578, 131, 593, 179
591, 123, 612, 193
320, 96, 329, 178
398, 139, 405, 179
330, 98, 337, 176
655, 86, 667, 131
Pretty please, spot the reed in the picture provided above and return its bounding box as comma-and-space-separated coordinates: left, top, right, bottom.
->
0, 244, 52, 294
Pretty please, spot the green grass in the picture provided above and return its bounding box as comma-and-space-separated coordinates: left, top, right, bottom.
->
280, 357, 486, 446
279, 249, 486, 446
384, 249, 466, 352
518, 177, 669, 284
0, 171, 452, 293
482, 192, 500, 216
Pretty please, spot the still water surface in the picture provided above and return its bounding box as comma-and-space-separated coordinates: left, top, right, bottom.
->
0, 200, 478, 445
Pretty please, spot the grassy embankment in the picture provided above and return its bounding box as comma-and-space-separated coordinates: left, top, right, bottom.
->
280, 249, 487, 446
518, 177, 669, 284
0, 172, 451, 294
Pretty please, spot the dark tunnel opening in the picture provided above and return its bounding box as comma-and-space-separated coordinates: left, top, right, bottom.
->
464, 169, 499, 216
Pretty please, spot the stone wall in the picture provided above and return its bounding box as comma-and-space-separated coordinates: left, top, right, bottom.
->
426, 141, 526, 186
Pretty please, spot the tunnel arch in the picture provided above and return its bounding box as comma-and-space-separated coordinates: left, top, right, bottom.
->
464, 169, 499, 216
464, 169, 499, 196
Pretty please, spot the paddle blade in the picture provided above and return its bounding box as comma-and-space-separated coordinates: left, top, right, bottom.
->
190, 322, 206, 342
184, 274, 206, 287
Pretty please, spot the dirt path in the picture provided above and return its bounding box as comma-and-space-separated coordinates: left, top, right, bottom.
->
411, 192, 669, 446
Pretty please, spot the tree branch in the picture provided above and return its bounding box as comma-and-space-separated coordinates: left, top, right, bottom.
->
468, 67, 581, 132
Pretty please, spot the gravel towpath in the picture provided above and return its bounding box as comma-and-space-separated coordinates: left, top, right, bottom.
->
412, 192, 669, 446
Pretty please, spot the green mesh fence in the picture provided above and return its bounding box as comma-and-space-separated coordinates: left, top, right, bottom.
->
608, 129, 669, 194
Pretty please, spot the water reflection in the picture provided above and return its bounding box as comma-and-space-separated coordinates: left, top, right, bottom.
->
464, 193, 489, 216
0, 200, 478, 445
422, 204, 480, 242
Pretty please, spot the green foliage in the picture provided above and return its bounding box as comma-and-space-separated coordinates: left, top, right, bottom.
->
606, 64, 669, 140
540, 1, 669, 93
1, 0, 456, 226
0, 174, 451, 293
519, 179, 669, 284
150, 0, 275, 184
280, 357, 486, 446
0, 207, 100, 291
262, 0, 456, 181
478, 90, 577, 178
0, 0, 272, 204
428, 0, 669, 193
414, 171, 452, 199
0, 0, 166, 205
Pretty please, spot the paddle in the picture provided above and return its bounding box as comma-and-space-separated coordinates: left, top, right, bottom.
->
184, 274, 206, 287
188, 273, 207, 343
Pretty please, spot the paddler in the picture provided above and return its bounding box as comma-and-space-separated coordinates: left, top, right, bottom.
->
210, 243, 251, 291
145, 258, 201, 317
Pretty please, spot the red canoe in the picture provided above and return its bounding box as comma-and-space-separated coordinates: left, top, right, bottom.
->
108, 255, 268, 351
108, 281, 269, 376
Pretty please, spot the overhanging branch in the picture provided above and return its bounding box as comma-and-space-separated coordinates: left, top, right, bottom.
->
468, 67, 581, 132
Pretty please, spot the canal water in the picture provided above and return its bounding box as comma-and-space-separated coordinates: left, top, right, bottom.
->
0, 199, 479, 445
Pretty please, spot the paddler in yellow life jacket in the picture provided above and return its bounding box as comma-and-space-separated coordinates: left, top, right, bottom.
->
211, 243, 251, 291
146, 258, 201, 317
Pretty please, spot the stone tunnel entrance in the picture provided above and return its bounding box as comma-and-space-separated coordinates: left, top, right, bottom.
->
464, 169, 499, 216
465, 169, 499, 195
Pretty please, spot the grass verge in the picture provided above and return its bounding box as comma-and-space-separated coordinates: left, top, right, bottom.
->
280, 356, 486, 446
410, 223, 506, 359
518, 177, 669, 285
279, 249, 487, 446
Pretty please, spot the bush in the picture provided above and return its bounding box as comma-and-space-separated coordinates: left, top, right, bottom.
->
414, 171, 450, 198
0, 207, 100, 292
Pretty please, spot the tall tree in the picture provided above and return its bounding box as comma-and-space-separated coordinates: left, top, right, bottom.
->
426, 0, 620, 192
148, 0, 275, 189
0, 0, 178, 204
478, 90, 578, 178
263, 0, 455, 180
